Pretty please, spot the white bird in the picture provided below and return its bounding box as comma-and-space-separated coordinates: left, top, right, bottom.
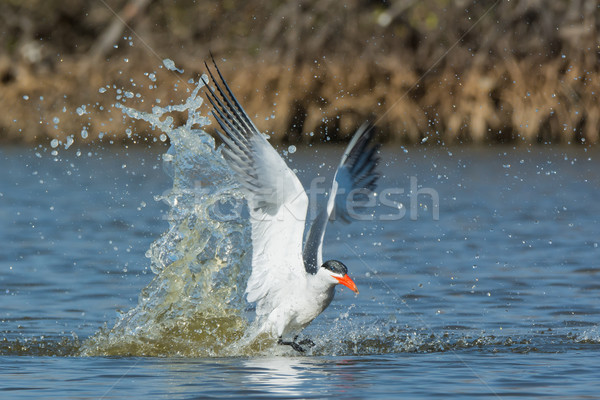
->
202, 59, 380, 352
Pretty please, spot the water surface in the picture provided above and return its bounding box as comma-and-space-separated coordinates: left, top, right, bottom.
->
1, 143, 599, 398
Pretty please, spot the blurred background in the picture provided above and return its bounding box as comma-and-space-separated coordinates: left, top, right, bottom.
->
0, 0, 598, 145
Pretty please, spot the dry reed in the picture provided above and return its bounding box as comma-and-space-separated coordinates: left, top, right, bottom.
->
0, 0, 598, 144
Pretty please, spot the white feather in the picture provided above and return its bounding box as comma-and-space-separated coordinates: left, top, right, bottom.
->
202, 60, 379, 340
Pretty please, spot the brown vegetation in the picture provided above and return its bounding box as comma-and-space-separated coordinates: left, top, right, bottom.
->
0, 0, 598, 145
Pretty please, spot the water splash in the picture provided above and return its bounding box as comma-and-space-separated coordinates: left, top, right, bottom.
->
80, 74, 254, 357
6, 326, 593, 357
69, 66, 600, 358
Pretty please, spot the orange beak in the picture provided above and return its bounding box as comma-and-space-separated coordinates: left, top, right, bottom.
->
334, 274, 359, 294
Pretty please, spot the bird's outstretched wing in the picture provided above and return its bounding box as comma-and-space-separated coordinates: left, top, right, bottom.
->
303, 123, 380, 272
202, 59, 309, 315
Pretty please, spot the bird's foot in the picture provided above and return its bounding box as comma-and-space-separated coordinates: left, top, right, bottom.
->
296, 337, 315, 348
278, 337, 306, 353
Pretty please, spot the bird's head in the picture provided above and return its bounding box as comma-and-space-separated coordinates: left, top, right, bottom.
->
320, 260, 358, 294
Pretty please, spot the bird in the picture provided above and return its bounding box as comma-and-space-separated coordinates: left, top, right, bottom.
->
201, 58, 380, 352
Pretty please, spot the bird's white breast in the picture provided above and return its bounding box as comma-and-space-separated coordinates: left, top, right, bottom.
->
262, 274, 336, 339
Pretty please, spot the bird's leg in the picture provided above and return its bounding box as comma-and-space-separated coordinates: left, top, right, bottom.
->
294, 335, 315, 348
278, 337, 305, 353
298, 338, 315, 348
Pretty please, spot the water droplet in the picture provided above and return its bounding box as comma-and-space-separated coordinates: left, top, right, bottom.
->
65, 136, 74, 149
162, 58, 183, 73
288, 145, 297, 154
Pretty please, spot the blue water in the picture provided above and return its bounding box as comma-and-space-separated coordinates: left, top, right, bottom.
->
2, 143, 600, 399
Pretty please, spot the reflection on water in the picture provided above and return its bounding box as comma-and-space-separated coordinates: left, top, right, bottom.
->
242, 358, 314, 396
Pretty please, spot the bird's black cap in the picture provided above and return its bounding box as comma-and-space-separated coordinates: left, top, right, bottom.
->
321, 260, 348, 276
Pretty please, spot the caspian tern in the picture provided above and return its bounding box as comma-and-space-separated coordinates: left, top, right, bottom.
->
202, 60, 380, 352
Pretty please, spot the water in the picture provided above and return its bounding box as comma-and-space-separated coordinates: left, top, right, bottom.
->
2, 141, 599, 398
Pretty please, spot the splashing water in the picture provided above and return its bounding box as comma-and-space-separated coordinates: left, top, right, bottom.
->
75, 67, 456, 358
77, 67, 414, 358
80, 74, 258, 357
71, 63, 600, 359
